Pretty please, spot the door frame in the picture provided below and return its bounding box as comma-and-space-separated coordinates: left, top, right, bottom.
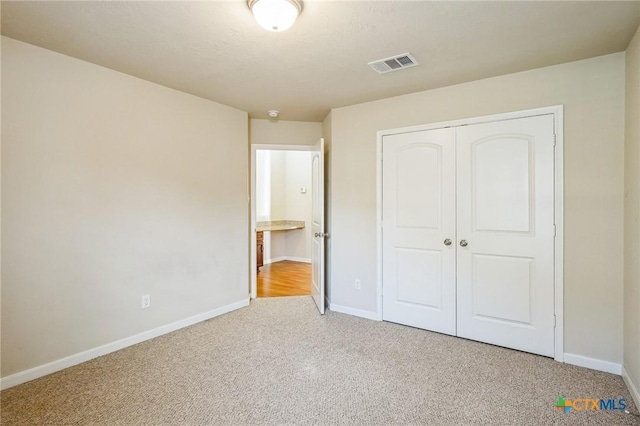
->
376, 105, 565, 362
250, 144, 314, 299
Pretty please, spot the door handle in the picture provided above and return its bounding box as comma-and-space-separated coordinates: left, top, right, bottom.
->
459, 239, 468, 247
444, 238, 452, 246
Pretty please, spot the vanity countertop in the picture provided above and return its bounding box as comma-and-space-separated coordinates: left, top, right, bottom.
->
256, 220, 305, 232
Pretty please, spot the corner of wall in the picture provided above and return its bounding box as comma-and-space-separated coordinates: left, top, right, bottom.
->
623, 22, 640, 408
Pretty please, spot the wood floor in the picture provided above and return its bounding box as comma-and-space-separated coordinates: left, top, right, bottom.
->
257, 260, 311, 298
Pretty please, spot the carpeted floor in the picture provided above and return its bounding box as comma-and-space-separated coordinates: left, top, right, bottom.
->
1, 296, 638, 425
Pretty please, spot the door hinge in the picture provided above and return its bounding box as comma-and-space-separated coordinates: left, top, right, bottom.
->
553, 224, 556, 237
553, 315, 557, 327
553, 133, 557, 146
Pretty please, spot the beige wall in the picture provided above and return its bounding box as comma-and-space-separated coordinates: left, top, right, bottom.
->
624, 24, 640, 403
250, 119, 322, 146
283, 151, 313, 261
1, 37, 249, 377
329, 53, 626, 364
270, 151, 287, 220
255, 150, 285, 262
255, 150, 272, 222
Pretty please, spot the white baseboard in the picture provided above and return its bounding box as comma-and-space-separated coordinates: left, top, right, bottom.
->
564, 353, 622, 375
622, 366, 640, 410
286, 256, 311, 263
329, 304, 379, 321
0, 299, 249, 390
265, 256, 311, 264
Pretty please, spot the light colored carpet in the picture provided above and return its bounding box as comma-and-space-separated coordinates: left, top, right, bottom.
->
1, 296, 638, 425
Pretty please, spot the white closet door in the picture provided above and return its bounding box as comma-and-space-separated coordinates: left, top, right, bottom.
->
382, 128, 457, 335
456, 115, 555, 357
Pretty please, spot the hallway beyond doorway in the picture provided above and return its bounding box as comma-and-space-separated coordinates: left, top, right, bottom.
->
257, 261, 311, 298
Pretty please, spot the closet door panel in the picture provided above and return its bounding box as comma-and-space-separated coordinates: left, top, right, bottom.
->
456, 115, 555, 357
382, 128, 457, 335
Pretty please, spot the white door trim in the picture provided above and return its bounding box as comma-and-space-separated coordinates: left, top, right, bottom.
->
250, 144, 314, 299
376, 105, 564, 362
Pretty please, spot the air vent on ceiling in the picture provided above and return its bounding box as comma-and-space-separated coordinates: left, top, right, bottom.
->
368, 53, 418, 74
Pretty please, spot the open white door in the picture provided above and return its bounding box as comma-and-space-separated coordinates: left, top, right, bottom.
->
311, 138, 325, 314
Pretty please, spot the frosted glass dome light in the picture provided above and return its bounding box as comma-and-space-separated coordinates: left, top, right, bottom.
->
248, 0, 302, 32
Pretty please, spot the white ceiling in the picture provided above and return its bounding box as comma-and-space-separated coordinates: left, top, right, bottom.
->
2, 1, 640, 122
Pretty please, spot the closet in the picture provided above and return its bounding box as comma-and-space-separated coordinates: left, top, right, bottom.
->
381, 114, 556, 357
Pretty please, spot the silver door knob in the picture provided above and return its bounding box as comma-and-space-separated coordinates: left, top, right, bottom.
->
459, 239, 468, 247
444, 238, 452, 246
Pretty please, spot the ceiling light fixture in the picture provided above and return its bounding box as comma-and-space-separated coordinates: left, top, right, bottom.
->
268, 109, 279, 118
248, 0, 302, 32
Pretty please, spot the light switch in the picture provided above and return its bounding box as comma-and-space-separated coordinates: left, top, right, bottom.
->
300, 187, 307, 194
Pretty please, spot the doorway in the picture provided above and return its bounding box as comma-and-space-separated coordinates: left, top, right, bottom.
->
377, 106, 564, 361
250, 145, 314, 300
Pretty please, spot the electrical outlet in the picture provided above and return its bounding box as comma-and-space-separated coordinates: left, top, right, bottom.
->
141, 294, 151, 309
354, 279, 361, 290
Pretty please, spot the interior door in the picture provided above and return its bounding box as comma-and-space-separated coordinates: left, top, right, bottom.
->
311, 138, 325, 314
455, 115, 555, 357
382, 128, 457, 335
